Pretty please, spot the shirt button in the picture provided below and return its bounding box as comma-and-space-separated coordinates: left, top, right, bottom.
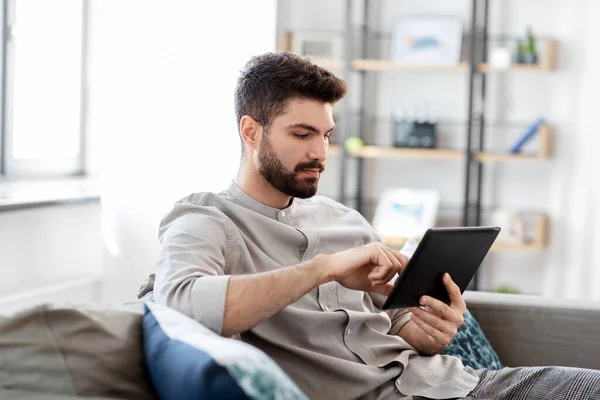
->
280, 211, 286, 217
346, 328, 352, 336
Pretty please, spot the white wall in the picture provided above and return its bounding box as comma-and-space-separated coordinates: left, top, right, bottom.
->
0, 202, 102, 314
280, 0, 600, 297
4, 0, 594, 310
87, 0, 278, 304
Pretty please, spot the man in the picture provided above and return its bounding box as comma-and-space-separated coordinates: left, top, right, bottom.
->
140, 52, 600, 399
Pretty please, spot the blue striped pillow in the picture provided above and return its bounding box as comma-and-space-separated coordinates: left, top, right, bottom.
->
142, 303, 308, 400
441, 309, 504, 370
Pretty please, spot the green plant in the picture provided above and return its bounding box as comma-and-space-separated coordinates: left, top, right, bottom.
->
495, 285, 521, 294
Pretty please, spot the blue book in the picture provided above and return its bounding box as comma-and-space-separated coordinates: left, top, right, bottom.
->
508, 118, 545, 153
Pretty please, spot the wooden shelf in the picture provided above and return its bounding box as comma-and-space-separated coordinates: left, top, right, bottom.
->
480, 38, 557, 72
352, 39, 556, 72
347, 146, 464, 159
382, 215, 549, 253
344, 124, 550, 162
309, 57, 344, 69
475, 124, 551, 161
352, 60, 469, 72
352, 59, 556, 73
345, 146, 549, 161
475, 152, 545, 162
479, 63, 553, 73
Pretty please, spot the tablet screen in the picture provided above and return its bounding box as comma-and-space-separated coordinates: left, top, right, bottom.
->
382, 226, 500, 309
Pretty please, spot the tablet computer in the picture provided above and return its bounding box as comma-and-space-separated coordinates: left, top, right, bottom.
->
382, 226, 501, 310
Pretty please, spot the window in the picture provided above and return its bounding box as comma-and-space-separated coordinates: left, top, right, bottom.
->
0, 0, 88, 178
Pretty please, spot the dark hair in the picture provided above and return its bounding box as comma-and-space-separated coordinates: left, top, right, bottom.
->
234, 52, 347, 144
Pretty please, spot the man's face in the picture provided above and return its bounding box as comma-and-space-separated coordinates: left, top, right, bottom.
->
257, 98, 334, 199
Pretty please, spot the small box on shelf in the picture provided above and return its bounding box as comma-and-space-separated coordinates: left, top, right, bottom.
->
391, 103, 438, 149
488, 213, 548, 251
392, 120, 437, 149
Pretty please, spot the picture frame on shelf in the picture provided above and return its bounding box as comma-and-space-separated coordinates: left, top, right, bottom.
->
372, 188, 440, 240
389, 16, 463, 66
283, 30, 343, 60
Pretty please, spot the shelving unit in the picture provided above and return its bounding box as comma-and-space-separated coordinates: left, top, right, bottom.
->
278, 0, 555, 290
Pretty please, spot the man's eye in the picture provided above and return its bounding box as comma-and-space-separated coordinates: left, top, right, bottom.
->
325, 134, 331, 141
295, 134, 309, 139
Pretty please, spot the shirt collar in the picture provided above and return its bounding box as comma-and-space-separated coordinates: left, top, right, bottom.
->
226, 180, 294, 219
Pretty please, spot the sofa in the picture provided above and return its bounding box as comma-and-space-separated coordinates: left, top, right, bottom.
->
1, 290, 599, 399
463, 291, 600, 370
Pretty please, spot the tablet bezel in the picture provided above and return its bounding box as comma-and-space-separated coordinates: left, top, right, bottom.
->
382, 226, 500, 310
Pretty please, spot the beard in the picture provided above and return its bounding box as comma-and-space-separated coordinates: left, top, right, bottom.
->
257, 133, 325, 199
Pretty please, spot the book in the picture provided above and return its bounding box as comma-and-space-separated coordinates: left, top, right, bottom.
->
508, 118, 545, 154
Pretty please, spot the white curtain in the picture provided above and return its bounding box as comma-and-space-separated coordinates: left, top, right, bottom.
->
543, 0, 600, 301
87, 0, 277, 303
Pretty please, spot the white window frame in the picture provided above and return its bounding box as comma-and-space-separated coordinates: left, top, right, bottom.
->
0, 0, 89, 179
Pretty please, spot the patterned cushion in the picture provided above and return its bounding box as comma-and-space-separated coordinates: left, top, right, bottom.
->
440, 308, 504, 370
142, 302, 308, 400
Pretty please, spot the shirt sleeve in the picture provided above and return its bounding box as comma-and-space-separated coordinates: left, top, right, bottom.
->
154, 204, 231, 335
367, 291, 412, 336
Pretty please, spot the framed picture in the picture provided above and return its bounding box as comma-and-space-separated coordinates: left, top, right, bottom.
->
372, 188, 440, 239
286, 31, 343, 59
389, 16, 463, 66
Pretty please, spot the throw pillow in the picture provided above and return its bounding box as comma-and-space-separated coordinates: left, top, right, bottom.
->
142, 302, 308, 400
440, 308, 504, 370
0, 303, 156, 399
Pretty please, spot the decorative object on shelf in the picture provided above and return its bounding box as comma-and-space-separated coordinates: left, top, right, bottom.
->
389, 16, 463, 66
513, 40, 526, 64
287, 30, 343, 60
344, 137, 364, 153
508, 118, 545, 153
494, 285, 521, 294
372, 188, 440, 240
524, 26, 538, 64
488, 210, 526, 245
392, 102, 438, 148
489, 46, 512, 70
392, 120, 437, 148
513, 26, 538, 65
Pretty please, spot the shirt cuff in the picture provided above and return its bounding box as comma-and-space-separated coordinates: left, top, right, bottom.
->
190, 275, 231, 335
388, 308, 412, 336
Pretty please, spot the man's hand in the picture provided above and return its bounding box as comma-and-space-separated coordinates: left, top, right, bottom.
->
320, 242, 409, 296
400, 273, 466, 355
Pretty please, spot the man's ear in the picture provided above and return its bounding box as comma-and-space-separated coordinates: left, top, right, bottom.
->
239, 115, 261, 151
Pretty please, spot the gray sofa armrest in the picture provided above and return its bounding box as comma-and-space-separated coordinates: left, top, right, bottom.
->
463, 290, 600, 369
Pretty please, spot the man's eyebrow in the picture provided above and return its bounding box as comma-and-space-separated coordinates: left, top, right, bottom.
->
285, 123, 336, 134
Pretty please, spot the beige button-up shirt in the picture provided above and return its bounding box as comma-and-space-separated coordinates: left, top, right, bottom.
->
153, 182, 479, 399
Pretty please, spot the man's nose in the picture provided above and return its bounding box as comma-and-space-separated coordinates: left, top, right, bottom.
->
307, 138, 328, 161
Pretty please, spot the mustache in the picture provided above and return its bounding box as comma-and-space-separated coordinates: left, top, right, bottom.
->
295, 161, 325, 173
